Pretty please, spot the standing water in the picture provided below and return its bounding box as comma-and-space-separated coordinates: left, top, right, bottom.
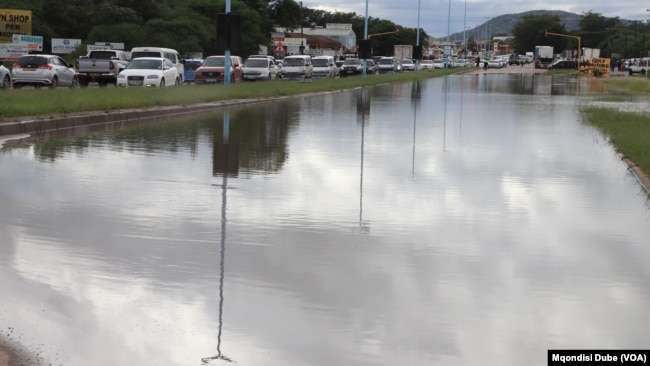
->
1, 74, 649, 366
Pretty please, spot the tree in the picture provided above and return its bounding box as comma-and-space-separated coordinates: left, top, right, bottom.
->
512, 14, 567, 54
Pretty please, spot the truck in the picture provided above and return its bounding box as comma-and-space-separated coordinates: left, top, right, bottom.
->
75, 50, 130, 87
394, 45, 413, 61
534, 46, 554, 69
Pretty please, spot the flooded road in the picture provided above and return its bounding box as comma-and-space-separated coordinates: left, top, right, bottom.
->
1, 73, 650, 366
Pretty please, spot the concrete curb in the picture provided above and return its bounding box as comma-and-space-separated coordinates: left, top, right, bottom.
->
0, 96, 286, 138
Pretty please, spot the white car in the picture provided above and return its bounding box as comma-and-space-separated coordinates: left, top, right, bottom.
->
242, 57, 278, 81
401, 59, 415, 71
11, 54, 78, 89
117, 57, 180, 87
432, 59, 445, 69
0, 61, 10, 89
420, 60, 434, 70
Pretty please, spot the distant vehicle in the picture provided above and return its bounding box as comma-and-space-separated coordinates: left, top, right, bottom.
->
183, 59, 203, 84
365, 59, 378, 74
242, 57, 278, 81
401, 59, 415, 71
534, 45, 554, 69
628, 58, 649, 75
311, 55, 338, 78
76, 49, 130, 87
116, 57, 180, 87
547, 59, 577, 70
420, 60, 434, 70
130, 47, 185, 83
377, 57, 397, 73
0, 61, 10, 89
340, 58, 363, 76
432, 59, 445, 69
12, 54, 78, 89
279, 55, 313, 80
194, 55, 243, 84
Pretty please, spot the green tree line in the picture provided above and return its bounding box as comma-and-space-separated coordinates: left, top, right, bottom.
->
511, 12, 650, 59
0, 0, 429, 59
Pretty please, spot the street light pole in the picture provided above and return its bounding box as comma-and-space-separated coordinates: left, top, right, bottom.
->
299, 1, 304, 55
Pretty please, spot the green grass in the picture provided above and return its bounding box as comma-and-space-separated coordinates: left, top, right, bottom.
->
582, 107, 650, 175
0, 69, 462, 122
597, 77, 650, 97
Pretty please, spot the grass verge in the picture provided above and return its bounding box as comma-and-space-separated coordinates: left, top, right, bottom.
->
580, 77, 650, 184
0, 69, 462, 122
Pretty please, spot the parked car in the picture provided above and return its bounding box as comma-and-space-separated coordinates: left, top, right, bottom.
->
183, 59, 203, 84
279, 55, 313, 80
432, 59, 445, 69
487, 58, 504, 69
547, 59, 577, 70
194, 55, 243, 84
242, 57, 278, 81
377, 57, 397, 73
12, 54, 78, 89
401, 59, 415, 71
396, 60, 403, 72
420, 60, 434, 70
312, 55, 338, 78
116, 57, 180, 87
339, 58, 363, 76
75, 49, 130, 87
365, 59, 378, 74
0, 61, 10, 89
628, 58, 649, 75
129, 47, 185, 83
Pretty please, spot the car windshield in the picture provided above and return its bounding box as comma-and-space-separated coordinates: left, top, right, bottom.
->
130, 51, 161, 59
16, 56, 47, 67
312, 59, 330, 67
282, 58, 305, 66
402, 59, 413, 64
127, 59, 162, 70
203, 58, 225, 67
185, 61, 202, 71
244, 59, 268, 67
379, 58, 393, 65
343, 59, 360, 65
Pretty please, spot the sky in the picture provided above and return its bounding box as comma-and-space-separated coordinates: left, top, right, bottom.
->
300, 0, 650, 38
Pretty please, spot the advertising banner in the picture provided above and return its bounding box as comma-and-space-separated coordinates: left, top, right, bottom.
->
12, 34, 42, 51
0, 43, 28, 60
52, 38, 81, 54
0, 9, 32, 43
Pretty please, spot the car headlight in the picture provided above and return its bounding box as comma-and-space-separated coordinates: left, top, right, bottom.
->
147, 75, 159, 79
117, 74, 126, 79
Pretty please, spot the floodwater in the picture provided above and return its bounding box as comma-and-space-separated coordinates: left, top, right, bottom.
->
1, 74, 649, 366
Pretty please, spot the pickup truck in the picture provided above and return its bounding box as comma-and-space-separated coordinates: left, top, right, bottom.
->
75, 50, 130, 87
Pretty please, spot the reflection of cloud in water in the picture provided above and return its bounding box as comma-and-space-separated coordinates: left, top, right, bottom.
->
1, 76, 650, 365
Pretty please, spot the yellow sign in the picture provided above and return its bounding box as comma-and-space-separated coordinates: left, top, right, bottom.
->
589, 57, 610, 77
0, 9, 32, 43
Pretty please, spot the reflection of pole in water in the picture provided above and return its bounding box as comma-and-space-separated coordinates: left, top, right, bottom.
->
411, 80, 419, 177
357, 89, 369, 233
443, 76, 448, 152
203, 112, 235, 364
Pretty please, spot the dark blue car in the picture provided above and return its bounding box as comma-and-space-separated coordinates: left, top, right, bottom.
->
183, 59, 203, 84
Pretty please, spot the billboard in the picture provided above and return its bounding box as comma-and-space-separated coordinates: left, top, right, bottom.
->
12, 34, 42, 51
52, 38, 81, 54
0, 43, 28, 61
0, 9, 32, 43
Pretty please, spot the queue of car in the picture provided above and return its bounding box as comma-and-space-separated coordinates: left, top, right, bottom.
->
1, 50, 477, 90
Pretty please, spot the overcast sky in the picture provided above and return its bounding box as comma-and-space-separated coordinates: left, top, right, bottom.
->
301, 0, 649, 38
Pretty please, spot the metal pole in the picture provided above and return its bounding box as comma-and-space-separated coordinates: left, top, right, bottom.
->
362, 0, 369, 78
224, 0, 231, 87
416, 0, 420, 73
463, 0, 467, 58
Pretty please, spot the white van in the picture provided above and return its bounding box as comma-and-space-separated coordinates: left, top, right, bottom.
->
130, 47, 185, 83
311, 55, 337, 78
279, 55, 313, 80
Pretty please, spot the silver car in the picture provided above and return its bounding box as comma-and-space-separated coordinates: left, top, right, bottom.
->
0, 61, 10, 89
12, 54, 78, 88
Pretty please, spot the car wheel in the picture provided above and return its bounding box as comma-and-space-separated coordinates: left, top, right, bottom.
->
69, 76, 78, 89
0, 75, 9, 89
160, 78, 165, 87
175, 77, 180, 86
642, 69, 647, 76
49, 77, 58, 89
